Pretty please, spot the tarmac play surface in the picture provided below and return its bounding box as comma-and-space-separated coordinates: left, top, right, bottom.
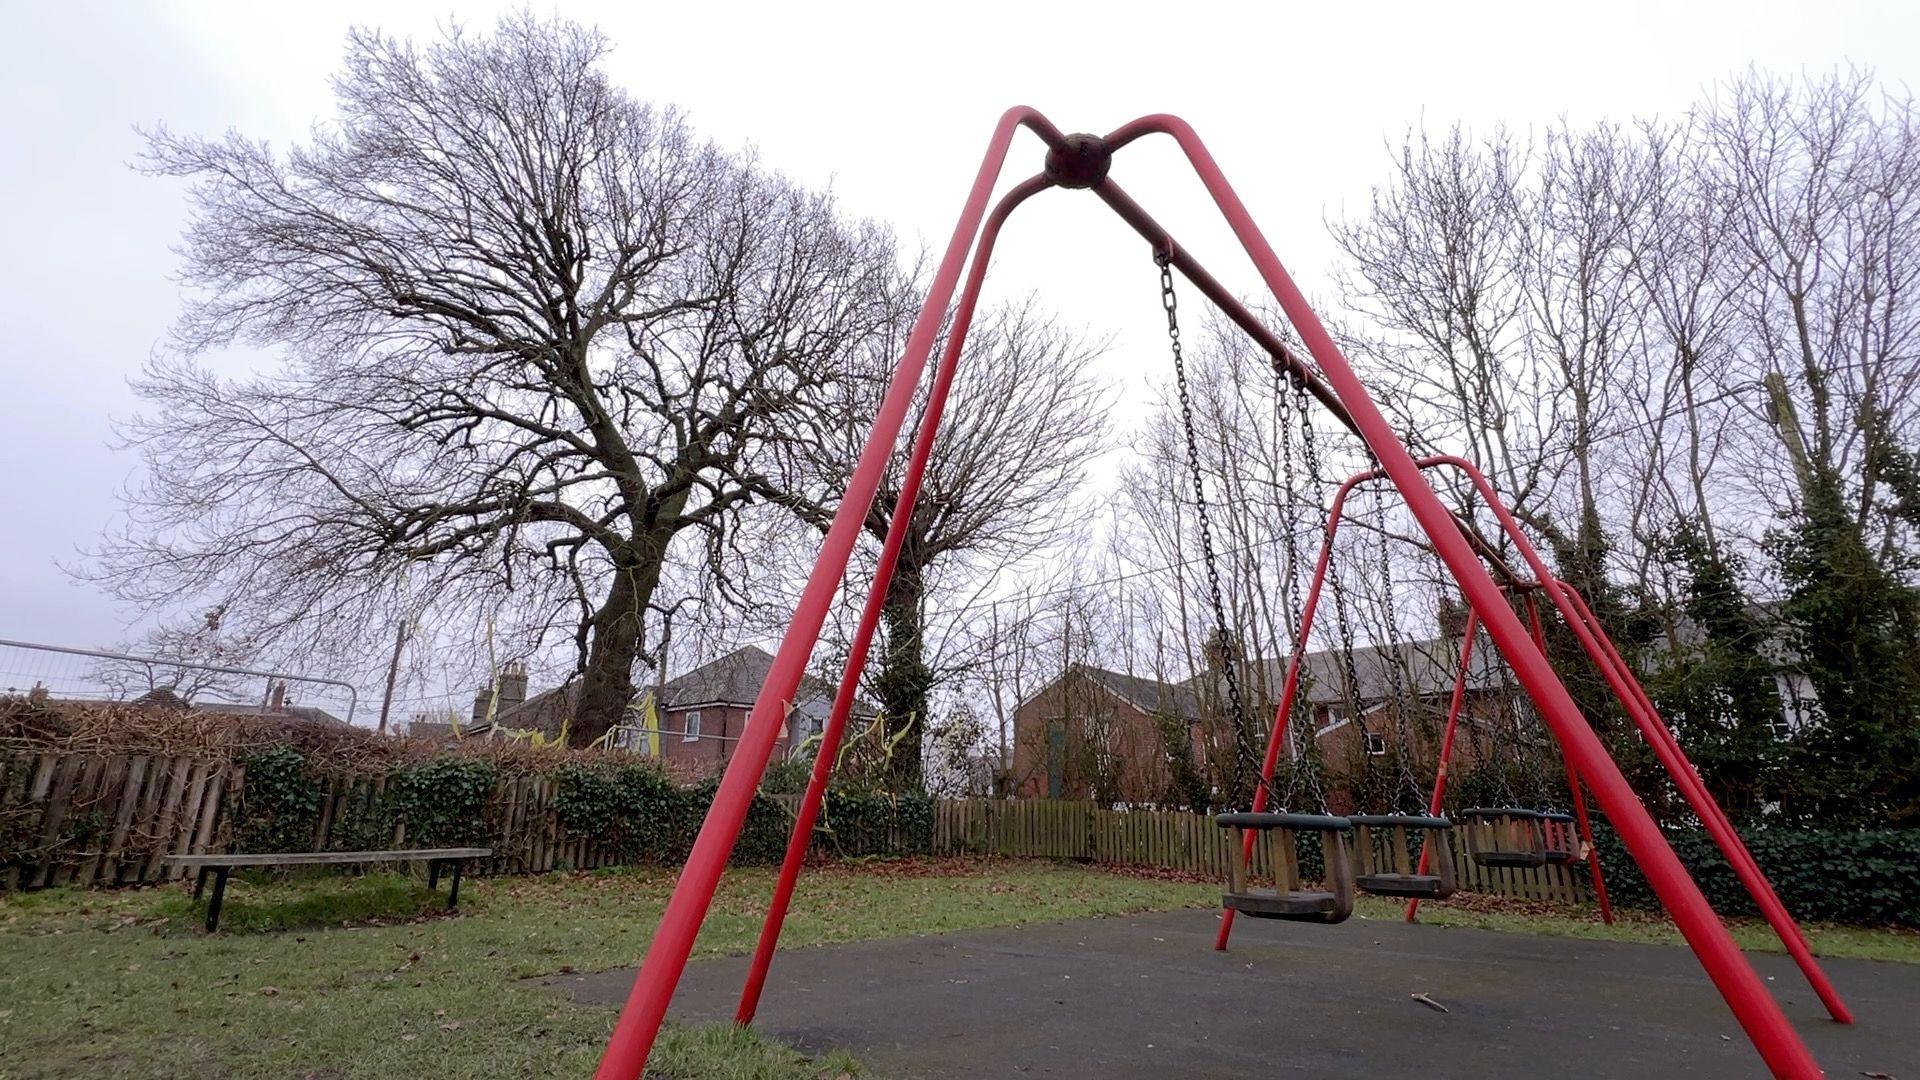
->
553, 908, 1920, 1078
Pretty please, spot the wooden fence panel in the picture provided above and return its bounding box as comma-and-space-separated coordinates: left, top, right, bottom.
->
0, 751, 1589, 907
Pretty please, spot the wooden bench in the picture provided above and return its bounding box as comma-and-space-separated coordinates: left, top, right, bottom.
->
162, 848, 492, 931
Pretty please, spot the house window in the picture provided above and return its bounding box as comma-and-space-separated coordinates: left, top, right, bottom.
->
683, 710, 702, 742
1364, 731, 1388, 756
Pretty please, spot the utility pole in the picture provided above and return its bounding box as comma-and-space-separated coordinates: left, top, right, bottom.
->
376, 620, 409, 734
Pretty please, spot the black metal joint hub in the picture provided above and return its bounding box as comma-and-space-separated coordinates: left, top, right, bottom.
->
1043, 133, 1112, 189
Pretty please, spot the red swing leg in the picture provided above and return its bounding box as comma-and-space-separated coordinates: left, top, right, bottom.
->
1522, 595, 1614, 924
1552, 581, 1850, 1024
733, 175, 1052, 1027
1406, 607, 1478, 922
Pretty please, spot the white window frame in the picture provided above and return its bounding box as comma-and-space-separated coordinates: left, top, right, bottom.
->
1363, 730, 1388, 757
683, 709, 702, 742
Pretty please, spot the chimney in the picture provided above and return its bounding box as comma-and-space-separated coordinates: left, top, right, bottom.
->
471, 686, 492, 725
268, 681, 287, 712
1204, 626, 1240, 682
1436, 595, 1470, 644
499, 661, 528, 709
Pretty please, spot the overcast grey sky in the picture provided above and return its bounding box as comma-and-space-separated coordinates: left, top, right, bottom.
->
3, 0, 1915, 659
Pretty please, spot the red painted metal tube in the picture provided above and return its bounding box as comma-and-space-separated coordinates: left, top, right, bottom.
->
1524, 594, 1614, 924
733, 175, 1054, 1027
1553, 581, 1850, 1023
1405, 607, 1479, 922
1131, 116, 1819, 1077
592, 107, 1059, 1080
1213, 471, 1360, 950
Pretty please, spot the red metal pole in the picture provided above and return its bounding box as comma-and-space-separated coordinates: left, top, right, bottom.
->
593, 107, 1063, 1080
1405, 607, 1478, 922
1214, 477, 1359, 951
1553, 580, 1850, 1023
733, 176, 1052, 1027
1524, 594, 1614, 924
1128, 116, 1820, 1077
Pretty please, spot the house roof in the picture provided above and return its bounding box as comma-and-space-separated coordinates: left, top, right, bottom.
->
1235, 636, 1512, 708
434, 645, 875, 742
1022, 637, 1518, 728
1074, 664, 1204, 720
660, 645, 872, 714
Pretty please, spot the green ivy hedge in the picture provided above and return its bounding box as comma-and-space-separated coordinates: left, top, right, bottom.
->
235, 746, 494, 855
234, 746, 938, 870
550, 762, 934, 866
1592, 825, 1920, 927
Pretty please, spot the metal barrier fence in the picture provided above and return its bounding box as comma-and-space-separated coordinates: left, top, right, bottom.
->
0, 638, 359, 726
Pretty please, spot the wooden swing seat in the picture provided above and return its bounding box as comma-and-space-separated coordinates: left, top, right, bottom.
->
1215, 812, 1355, 925
1460, 807, 1581, 869
1347, 814, 1457, 899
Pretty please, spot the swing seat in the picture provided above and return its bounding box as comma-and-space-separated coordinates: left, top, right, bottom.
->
1222, 886, 1349, 920
1347, 815, 1457, 899
1459, 808, 1551, 869
1540, 812, 1581, 865
1215, 812, 1355, 925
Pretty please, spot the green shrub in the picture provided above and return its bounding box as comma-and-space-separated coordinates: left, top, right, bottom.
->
551, 762, 791, 866
817, 788, 934, 857
235, 745, 325, 852
1592, 825, 1920, 927
387, 758, 495, 847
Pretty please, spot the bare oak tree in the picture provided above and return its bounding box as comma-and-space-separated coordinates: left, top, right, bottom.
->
757, 297, 1110, 786
90, 15, 899, 743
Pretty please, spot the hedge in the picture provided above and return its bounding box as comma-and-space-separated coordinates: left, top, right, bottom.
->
548, 761, 933, 865
234, 746, 935, 870
236, 745, 497, 855
1593, 825, 1920, 928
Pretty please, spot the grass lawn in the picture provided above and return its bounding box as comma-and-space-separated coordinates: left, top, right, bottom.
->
0, 859, 1215, 1079
2, 860, 1913, 1079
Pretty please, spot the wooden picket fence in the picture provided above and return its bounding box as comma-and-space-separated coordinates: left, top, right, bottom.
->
0, 751, 241, 889
933, 798, 1591, 903
0, 750, 1589, 904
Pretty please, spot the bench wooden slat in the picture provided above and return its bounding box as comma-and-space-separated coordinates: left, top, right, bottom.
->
162, 848, 490, 868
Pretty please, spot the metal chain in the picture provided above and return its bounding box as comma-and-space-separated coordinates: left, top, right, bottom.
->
1373, 488, 1425, 812
1274, 364, 1309, 810
1290, 380, 1332, 812
1156, 250, 1262, 806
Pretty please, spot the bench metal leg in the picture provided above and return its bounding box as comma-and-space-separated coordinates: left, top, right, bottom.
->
427, 859, 442, 891
193, 867, 211, 900
446, 859, 463, 910
204, 867, 230, 932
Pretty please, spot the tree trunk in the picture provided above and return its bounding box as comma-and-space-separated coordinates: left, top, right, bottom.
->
572, 542, 668, 746
877, 559, 932, 790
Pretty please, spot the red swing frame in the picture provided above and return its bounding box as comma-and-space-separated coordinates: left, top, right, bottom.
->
1229, 456, 1855, 1038
1210, 458, 1617, 931
592, 110, 1840, 1080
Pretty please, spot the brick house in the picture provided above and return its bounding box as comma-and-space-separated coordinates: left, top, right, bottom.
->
425, 647, 869, 774
630, 645, 870, 768
1010, 636, 1518, 807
